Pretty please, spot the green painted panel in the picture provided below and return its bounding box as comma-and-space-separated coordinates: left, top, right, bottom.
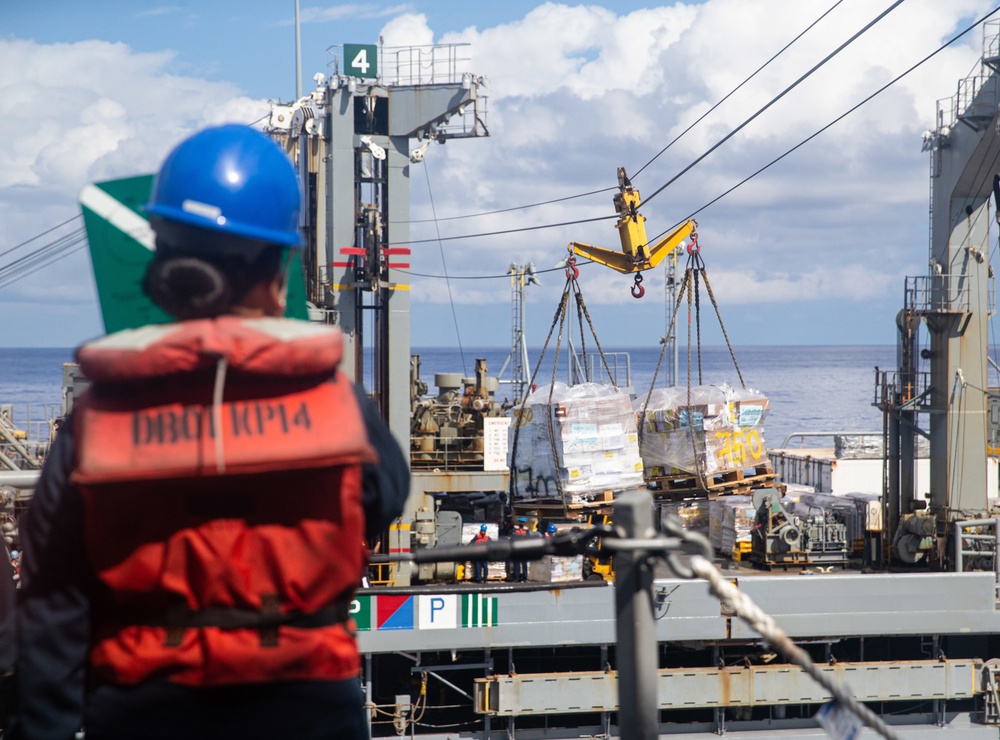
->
80, 174, 169, 334
81, 175, 309, 335
344, 43, 378, 79
350, 594, 373, 632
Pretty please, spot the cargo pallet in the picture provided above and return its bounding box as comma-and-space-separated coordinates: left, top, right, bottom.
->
511, 490, 616, 519
646, 462, 782, 499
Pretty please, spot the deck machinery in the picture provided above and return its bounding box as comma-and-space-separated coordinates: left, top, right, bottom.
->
264, 33, 1000, 739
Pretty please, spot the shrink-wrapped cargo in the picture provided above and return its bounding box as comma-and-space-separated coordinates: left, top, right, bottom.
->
661, 500, 711, 538
528, 554, 584, 583
508, 382, 643, 504
708, 495, 756, 553
635, 383, 770, 477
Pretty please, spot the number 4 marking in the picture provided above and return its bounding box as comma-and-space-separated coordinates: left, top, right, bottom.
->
351, 48, 370, 75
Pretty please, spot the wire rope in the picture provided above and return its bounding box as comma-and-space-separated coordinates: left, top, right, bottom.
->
639, 0, 909, 211
630, 0, 846, 180
0, 214, 82, 259
400, 213, 618, 247
423, 158, 468, 375
399, 186, 615, 225
0, 228, 88, 289
395, 0, 846, 227
647, 4, 1000, 244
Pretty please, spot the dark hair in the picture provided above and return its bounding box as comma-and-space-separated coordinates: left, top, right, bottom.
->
143, 218, 285, 320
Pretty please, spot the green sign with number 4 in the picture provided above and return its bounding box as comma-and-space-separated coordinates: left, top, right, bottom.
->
344, 44, 377, 79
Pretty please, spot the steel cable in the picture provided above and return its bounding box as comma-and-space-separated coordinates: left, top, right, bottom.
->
630, 0, 846, 180
639, 0, 908, 211
648, 4, 1000, 245
689, 555, 902, 740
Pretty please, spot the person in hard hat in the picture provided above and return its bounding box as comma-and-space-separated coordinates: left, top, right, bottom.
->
12, 124, 409, 740
545, 523, 557, 537
469, 524, 491, 583
512, 518, 530, 582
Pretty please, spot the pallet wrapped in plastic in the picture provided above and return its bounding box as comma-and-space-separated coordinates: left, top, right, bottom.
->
708, 495, 756, 553
661, 499, 711, 538
528, 554, 584, 583
635, 383, 770, 477
508, 382, 643, 503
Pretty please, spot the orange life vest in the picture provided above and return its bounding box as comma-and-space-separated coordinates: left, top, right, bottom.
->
70, 317, 378, 687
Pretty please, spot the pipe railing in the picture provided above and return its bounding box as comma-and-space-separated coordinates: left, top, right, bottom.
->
954, 517, 1000, 600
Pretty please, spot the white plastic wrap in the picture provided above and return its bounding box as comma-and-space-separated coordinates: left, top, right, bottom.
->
635, 383, 770, 477
508, 382, 644, 503
708, 495, 756, 553
527, 554, 584, 583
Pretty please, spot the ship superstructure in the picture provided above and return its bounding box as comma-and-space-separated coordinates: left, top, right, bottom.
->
244, 27, 1000, 739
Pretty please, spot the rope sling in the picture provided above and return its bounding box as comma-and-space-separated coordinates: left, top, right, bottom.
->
637, 231, 747, 492
507, 255, 620, 518
508, 232, 751, 515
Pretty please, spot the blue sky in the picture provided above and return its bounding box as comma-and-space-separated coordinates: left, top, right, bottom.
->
1, 1, 996, 348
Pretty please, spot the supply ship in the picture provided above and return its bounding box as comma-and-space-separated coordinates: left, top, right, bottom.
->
8, 21, 1000, 740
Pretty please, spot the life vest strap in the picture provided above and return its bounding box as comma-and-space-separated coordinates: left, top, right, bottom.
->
113, 599, 352, 648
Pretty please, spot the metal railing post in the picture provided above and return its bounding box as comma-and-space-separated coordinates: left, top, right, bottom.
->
994, 517, 1000, 600
954, 520, 963, 573
613, 488, 658, 739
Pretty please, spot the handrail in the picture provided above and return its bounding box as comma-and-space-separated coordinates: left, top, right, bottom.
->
954, 518, 1000, 601
410, 431, 509, 472
776, 431, 882, 449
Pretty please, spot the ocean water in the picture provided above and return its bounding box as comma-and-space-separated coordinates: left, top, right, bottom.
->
411, 344, 898, 449
0, 345, 896, 449
0, 348, 75, 438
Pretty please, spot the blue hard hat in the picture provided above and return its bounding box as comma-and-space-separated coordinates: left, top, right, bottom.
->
547, 523, 557, 534
480, 524, 488, 532
145, 124, 302, 248
517, 517, 527, 523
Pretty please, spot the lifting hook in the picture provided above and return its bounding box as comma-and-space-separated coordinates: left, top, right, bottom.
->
686, 232, 700, 255
631, 272, 645, 299
565, 255, 580, 280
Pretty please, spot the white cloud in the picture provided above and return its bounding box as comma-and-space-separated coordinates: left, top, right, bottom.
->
135, 6, 184, 18
0, 38, 267, 197
0, 36, 269, 333
3, 0, 998, 347
392, 0, 996, 342
296, 4, 414, 24
379, 12, 435, 47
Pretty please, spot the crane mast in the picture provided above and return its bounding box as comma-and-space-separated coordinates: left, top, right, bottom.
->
885, 22, 999, 564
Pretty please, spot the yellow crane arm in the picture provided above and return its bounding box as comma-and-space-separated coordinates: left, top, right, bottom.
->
571, 219, 696, 274
570, 166, 697, 274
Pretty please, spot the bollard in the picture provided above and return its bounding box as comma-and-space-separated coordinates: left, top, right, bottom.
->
613, 488, 658, 739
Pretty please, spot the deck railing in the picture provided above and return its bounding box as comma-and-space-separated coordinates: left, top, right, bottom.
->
326, 43, 474, 87
954, 517, 1000, 601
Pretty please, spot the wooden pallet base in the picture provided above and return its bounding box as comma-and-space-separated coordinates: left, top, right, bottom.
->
646, 463, 779, 499
512, 490, 615, 518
